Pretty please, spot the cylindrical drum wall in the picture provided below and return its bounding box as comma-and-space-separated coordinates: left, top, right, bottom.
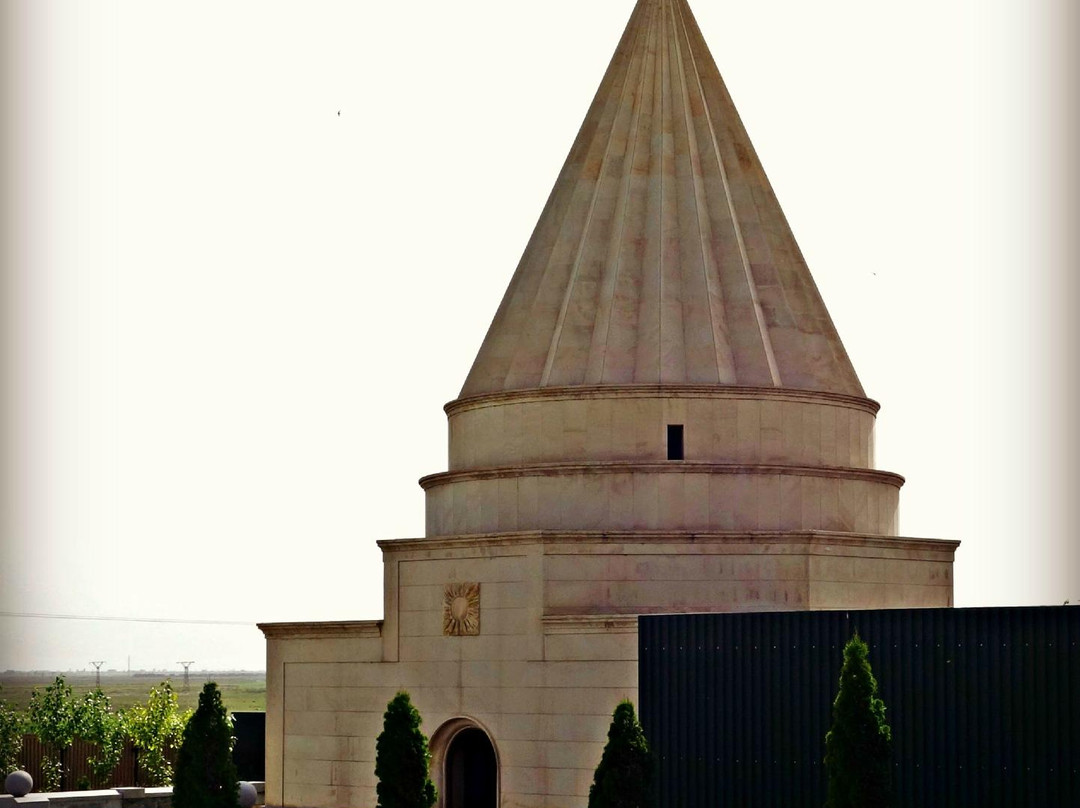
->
422, 465, 902, 537
446, 386, 879, 472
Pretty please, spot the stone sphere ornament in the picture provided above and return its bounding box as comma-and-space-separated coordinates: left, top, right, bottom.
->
237, 780, 257, 808
5, 770, 33, 798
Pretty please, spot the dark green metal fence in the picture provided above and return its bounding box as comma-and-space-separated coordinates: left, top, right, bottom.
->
639, 606, 1079, 808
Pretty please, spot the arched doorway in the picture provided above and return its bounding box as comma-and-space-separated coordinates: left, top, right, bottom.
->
445, 728, 497, 808
430, 719, 498, 808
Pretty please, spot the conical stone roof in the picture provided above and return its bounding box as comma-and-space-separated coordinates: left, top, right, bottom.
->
461, 0, 864, 400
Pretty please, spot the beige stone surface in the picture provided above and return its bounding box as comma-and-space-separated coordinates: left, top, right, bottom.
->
261, 529, 955, 807
424, 466, 901, 537
260, 0, 961, 805
459, 0, 864, 399
266, 634, 637, 807
447, 388, 877, 471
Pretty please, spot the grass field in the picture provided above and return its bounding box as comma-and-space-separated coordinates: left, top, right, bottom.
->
0, 671, 266, 713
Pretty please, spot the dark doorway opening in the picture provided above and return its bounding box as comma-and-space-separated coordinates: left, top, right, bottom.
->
445, 727, 497, 808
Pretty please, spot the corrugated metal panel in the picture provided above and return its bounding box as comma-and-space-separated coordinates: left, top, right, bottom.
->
639, 606, 1080, 808
16, 735, 141, 790
10, 712, 266, 791
13, 736, 186, 790
232, 711, 266, 781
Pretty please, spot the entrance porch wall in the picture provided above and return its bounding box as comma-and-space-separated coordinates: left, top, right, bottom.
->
265, 538, 955, 807
273, 653, 638, 808
263, 630, 384, 808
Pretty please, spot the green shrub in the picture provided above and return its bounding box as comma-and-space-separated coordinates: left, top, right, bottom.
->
374, 692, 436, 808
75, 690, 125, 788
173, 683, 239, 808
126, 681, 189, 786
824, 632, 893, 808
27, 676, 78, 790
588, 699, 653, 808
0, 690, 24, 776
40, 758, 63, 792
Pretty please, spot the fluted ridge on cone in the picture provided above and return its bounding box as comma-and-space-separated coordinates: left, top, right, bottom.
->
461, 0, 863, 399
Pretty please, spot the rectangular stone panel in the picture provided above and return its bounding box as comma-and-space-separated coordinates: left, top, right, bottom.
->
735, 399, 761, 461
544, 632, 637, 661
284, 734, 367, 763
282, 758, 331, 786
282, 783, 361, 808
809, 579, 951, 609
502, 766, 595, 798
755, 474, 781, 530
759, 399, 783, 462
657, 472, 685, 527
284, 706, 376, 739
498, 477, 520, 531
631, 472, 659, 529
459, 660, 547, 689
286, 660, 463, 688
399, 581, 526, 614
398, 633, 535, 661
329, 760, 377, 789
399, 557, 527, 587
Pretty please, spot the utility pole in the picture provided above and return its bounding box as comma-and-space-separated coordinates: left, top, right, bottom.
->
90, 661, 106, 689
177, 661, 195, 692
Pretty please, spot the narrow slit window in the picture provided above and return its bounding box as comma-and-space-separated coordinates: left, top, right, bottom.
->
667, 424, 684, 460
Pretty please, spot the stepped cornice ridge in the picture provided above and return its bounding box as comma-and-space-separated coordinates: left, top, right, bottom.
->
444, 384, 881, 416
418, 462, 905, 491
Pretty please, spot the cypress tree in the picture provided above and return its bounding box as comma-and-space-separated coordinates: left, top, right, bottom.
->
824, 632, 893, 808
374, 692, 436, 808
173, 683, 239, 808
588, 699, 653, 808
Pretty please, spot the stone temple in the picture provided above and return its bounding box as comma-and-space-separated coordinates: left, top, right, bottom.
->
259, 0, 959, 805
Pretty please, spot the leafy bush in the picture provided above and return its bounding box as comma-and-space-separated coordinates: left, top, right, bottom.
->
0, 690, 24, 776
40, 758, 63, 792
824, 632, 893, 808
374, 692, 435, 808
26, 677, 78, 790
173, 683, 238, 808
126, 681, 190, 786
75, 690, 125, 788
588, 699, 653, 808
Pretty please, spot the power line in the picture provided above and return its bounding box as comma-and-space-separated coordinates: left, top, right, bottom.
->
0, 610, 252, 626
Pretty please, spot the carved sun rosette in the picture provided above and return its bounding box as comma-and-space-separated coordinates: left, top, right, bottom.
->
443, 582, 481, 636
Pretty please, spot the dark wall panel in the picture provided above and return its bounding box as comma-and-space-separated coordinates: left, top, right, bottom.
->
232, 711, 266, 781
639, 606, 1079, 808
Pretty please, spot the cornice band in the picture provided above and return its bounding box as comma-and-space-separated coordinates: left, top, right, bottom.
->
444, 384, 881, 417
257, 620, 383, 640
420, 461, 905, 490
377, 530, 960, 554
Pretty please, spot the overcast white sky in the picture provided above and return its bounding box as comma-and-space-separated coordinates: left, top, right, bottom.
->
2, 0, 1077, 673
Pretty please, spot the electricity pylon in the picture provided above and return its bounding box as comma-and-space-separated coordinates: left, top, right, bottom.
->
177, 661, 195, 692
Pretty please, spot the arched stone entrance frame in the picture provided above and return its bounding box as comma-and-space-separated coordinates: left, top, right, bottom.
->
429, 717, 499, 808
